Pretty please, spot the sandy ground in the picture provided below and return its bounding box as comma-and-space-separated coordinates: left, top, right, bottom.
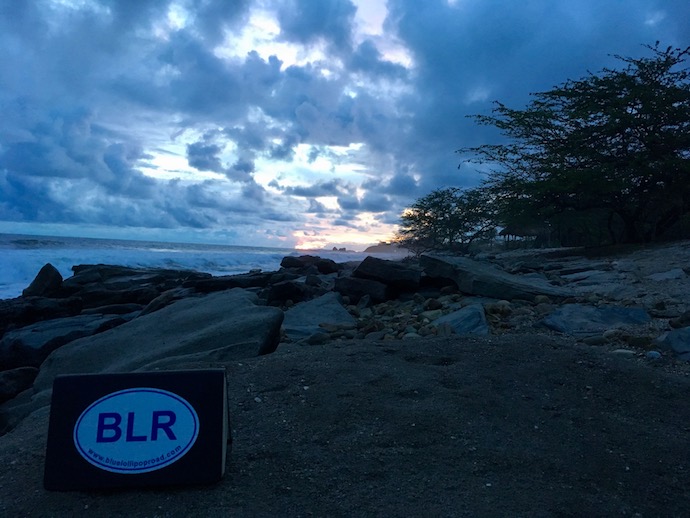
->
1, 333, 689, 517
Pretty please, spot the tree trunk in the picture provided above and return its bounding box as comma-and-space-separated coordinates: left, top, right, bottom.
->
620, 214, 641, 244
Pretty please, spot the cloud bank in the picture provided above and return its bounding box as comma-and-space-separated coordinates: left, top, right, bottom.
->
0, 0, 687, 248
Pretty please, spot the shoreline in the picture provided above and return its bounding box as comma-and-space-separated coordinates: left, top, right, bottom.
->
0, 232, 410, 301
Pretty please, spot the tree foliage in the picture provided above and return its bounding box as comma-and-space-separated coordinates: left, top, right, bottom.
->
459, 43, 690, 245
395, 187, 496, 255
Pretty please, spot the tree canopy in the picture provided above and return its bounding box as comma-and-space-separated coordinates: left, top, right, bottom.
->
457, 43, 690, 245
396, 186, 496, 255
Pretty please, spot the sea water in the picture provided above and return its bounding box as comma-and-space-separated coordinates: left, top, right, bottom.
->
0, 233, 383, 300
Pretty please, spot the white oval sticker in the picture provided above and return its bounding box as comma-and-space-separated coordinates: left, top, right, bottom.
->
73, 388, 199, 474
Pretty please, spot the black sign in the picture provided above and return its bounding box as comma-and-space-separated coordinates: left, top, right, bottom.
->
44, 369, 229, 491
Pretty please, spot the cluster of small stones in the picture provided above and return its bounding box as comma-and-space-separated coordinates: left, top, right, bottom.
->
284, 290, 678, 355
281, 291, 555, 345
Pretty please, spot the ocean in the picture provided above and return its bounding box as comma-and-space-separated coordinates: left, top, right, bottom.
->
0, 233, 391, 300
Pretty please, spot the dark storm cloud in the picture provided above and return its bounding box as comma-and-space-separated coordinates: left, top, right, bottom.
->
382, 173, 419, 197
384, 0, 690, 193
156, 32, 246, 116
359, 192, 391, 213
186, 142, 224, 172
226, 159, 256, 183
276, 0, 357, 51
263, 210, 299, 222
306, 199, 331, 214
268, 133, 300, 161
282, 179, 350, 197
350, 40, 408, 79
223, 123, 268, 152
337, 195, 360, 211
332, 215, 365, 230
187, 0, 253, 43
0, 172, 63, 222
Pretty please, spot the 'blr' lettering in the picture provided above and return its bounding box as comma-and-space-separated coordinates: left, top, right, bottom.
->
96, 411, 177, 443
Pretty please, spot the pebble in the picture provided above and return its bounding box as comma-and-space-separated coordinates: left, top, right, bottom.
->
423, 298, 443, 311
420, 309, 443, 320
583, 335, 607, 346
645, 351, 662, 360
611, 349, 636, 357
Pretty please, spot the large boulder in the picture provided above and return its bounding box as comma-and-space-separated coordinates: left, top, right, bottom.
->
540, 304, 651, 338
0, 314, 129, 369
334, 276, 388, 304
283, 292, 357, 342
266, 280, 319, 305
420, 255, 574, 301
0, 367, 38, 404
60, 264, 211, 300
353, 256, 421, 291
33, 289, 283, 393
432, 304, 489, 336
184, 272, 274, 293
22, 263, 63, 298
281, 255, 341, 274
67, 264, 211, 286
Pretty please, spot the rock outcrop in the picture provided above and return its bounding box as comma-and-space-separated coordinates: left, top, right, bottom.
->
353, 256, 422, 291
33, 289, 283, 392
0, 313, 130, 369
4, 239, 690, 436
420, 255, 574, 301
22, 263, 63, 298
283, 292, 357, 343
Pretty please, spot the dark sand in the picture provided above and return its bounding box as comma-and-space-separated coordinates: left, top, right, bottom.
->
1, 334, 689, 517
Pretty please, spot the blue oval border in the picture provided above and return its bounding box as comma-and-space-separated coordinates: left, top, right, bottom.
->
73, 387, 200, 474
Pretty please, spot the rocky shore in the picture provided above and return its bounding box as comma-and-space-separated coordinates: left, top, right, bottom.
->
2, 241, 690, 515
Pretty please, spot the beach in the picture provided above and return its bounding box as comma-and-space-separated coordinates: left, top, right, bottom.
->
2, 335, 690, 516
1, 240, 690, 515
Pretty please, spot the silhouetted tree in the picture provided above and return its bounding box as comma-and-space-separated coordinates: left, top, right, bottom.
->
396, 187, 496, 255
459, 43, 690, 244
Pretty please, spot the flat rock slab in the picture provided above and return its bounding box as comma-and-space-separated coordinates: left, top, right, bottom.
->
646, 268, 687, 281
541, 304, 651, 337
353, 256, 421, 290
283, 292, 356, 341
421, 255, 573, 301
33, 289, 283, 393
560, 269, 616, 282
2, 335, 690, 516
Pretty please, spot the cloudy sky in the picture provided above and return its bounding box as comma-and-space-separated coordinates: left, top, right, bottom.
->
0, 1, 688, 249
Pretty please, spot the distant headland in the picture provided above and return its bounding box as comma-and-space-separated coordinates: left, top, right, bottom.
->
362, 242, 407, 254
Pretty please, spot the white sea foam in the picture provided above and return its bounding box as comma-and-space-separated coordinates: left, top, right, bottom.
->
0, 233, 400, 300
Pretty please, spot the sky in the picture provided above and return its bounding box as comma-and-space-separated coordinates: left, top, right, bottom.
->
0, 1, 688, 250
